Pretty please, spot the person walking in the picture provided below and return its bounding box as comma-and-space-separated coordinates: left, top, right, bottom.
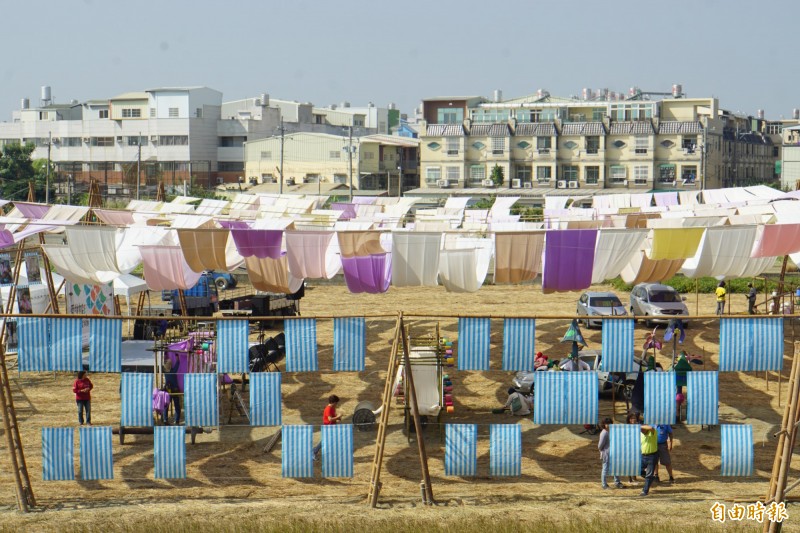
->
599, 417, 623, 489
654, 424, 675, 483
715, 281, 727, 315
747, 283, 757, 315
73, 371, 93, 425
313, 395, 342, 460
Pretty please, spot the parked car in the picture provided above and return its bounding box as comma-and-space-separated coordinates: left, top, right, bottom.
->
629, 283, 690, 327
511, 350, 641, 401
576, 291, 628, 328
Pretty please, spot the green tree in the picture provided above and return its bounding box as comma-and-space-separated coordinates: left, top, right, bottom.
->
0, 143, 36, 200
490, 164, 505, 187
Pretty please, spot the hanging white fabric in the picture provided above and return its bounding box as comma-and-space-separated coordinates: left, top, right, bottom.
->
66, 227, 121, 275
591, 228, 648, 284
438, 237, 492, 293
391, 231, 443, 287
680, 225, 766, 279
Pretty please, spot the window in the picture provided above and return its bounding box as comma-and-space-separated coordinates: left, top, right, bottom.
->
437, 108, 463, 124
586, 136, 600, 154
634, 136, 648, 154
563, 140, 578, 150
660, 140, 675, 148
91, 137, 114, 147
585, 166, 600, 184
471, 109, 509, 123
562, 165, 578, 181
333, 174, 347, 184
218, 162, 244, 171
633, 165, 649, 185
158, 135, 188, 146
260, 151, 272, 159
536, 166, 551, 183
168, 107, 179, 118
127, 136, 147, 146
446, 137, 459, 155
354, 117, 365, 127
305, 174, 320, 183
491, 137, 504, 154
612, 140, 626, 148
63, 137, 81, 147
537, 136, 551, 152
196, 108, 203, 118
681, 166, 697, 184
121, 108, 141, 118
314, 115, 325, 124
363, 152, 374, 160
425, 166, 441, 184
446, 166, 460, 182
98, 109, 109, 119
682, 136, 697, 151
516, 141, 531, 149
658, 165, 676, 183
530, 109, 556, 123
610, 166, 626, 183
427, 142, 442, 150
516, 165, 531, 183
469, 165, 485, 184
329, 151, 341, 159
150, 108, 156, 118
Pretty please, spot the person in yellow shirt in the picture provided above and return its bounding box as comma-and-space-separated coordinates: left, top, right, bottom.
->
715, 281, 727, 315
628, 412, 658, 496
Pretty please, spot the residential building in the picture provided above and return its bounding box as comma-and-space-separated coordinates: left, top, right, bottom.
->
243, 132, 419, 194
417, 88, 791, 199
781, 122, 800, 191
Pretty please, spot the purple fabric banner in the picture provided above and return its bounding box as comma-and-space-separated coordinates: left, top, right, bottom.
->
341, 254, 391, 294
542, 229, 597, 293
330, 203, 357, 220
230, 229, 283, 259
14, 202, 51, 219
218, 220, 251, 230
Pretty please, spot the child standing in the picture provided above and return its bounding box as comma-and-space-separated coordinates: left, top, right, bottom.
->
73, 371, 93, 425
313, 395, 342, 460
599, 417, 623, 489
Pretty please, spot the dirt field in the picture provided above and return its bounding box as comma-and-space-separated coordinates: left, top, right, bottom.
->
0, 282, 797, 532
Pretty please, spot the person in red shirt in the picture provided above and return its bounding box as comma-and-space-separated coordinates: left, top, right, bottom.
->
313, 395, 342, 459
72, 371, 93, 425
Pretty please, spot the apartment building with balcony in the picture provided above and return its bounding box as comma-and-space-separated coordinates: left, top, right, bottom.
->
417, 88, 788, 198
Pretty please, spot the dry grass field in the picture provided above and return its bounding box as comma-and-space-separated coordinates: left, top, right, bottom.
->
0, 282, 797, 532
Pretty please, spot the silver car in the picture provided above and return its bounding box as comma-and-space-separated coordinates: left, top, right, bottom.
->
511, 350, 640, 401
576, 291, 628, 328
629, 283, 690, 326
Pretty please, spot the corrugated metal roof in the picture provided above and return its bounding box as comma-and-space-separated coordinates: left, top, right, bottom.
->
657, 121, 703, 134
468, 124, 510, 136
513, 123, 558, 136
610, 121, 655, 135
425, 124, 466, 136
561, 122, 606, 136
109, 92, 149, 101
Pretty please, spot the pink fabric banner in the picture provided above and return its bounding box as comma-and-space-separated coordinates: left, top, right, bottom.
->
752, 223, 800, 257
139, 245, 202, 290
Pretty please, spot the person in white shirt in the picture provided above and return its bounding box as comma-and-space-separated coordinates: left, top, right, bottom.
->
503, 387, 532, 416
560, 354, 590, 371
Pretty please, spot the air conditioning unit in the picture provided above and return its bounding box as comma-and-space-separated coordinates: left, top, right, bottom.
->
511, 179, 521, 188
523, 182, 533, 189
671, 180, 677, 187
437, 179, 450, 188
556, 180, 567, 188
481, 179, 495, 187
286, 177, 296, 185
83, 137, 90, 143
116, 136, 123, 143
622, 179, 628, 186
150, 135, 158, 142
216, 177, 224, 185
50, 137, 60, 144
568, 181, 579, 189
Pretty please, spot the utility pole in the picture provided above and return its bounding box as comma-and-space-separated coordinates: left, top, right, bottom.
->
45, 132, 51, 204
348, 125, 354, 201
136, 132, 141, 200
278, 118, 285, 195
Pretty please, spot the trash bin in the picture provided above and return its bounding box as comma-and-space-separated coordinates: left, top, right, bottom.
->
352, 401, 377, 432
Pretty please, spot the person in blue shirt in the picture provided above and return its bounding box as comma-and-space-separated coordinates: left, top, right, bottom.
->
655, 424, 675, 482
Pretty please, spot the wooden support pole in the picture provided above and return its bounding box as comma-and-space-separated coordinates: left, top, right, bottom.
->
399, 316, 434, 505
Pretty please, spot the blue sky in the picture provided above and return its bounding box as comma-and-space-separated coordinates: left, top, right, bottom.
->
1, 0, 797, 120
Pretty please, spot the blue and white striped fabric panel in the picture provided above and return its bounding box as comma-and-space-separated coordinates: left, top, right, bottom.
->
719, 318, 754, 371
686, 372, 719, 425
249, 372, 282, 426
41, 427, 74, 481
216, 319, 249, 374
721, 424, 754, 477
49, 318, 83, 372
154, 426, 186, 479
333, 317, 366, 372
184, 373, 218, 427
89, 319, 122, 373
753, 318, 784, 371
643, 372, 676, 425
120, 373, 154, 427
445, 424, 478, 477
563, 372, 598, 425
457, 318, 490, 371
601, 319, 635, 373
321, 424, 354, 478
285, 318, 318, 372
79, 426, 113, 480
281, 425, 313, 478
533, 372, 564, 425
502, 318, 535, 371
489, 424, 522, 477
17, 317, 50, 372
608, 424, 641, 477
